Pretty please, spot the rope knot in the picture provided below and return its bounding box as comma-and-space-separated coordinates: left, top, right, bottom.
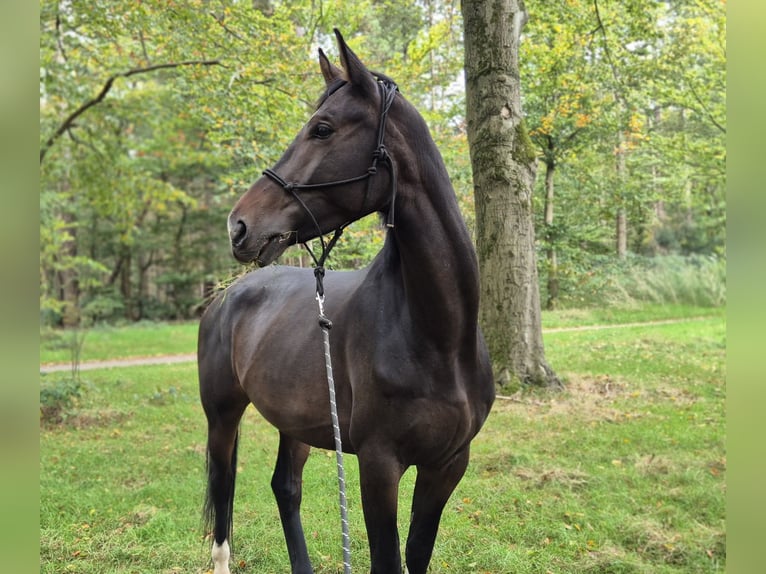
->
284, 182, 296, 193
314, 266, 326, 297
373, 145, 389, 162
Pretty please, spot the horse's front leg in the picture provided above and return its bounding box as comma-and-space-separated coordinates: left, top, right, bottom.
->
404, 448, 470, 574
358, 448, 406, 574
272, 433, 313, 574
201, 375, 249, 574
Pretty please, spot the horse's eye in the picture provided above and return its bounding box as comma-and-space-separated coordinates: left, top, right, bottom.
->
313, 123, 334, 140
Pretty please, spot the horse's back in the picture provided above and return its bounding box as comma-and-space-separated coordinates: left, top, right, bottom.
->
201, 265, 367, 334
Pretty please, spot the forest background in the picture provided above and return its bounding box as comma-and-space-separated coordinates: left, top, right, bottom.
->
39, 0, 726, 327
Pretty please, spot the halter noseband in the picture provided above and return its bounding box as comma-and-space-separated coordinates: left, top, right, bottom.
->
262, 77, 399, 273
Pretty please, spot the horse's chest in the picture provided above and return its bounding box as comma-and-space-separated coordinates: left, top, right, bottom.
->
347, 345, 479, 464
349, 388, 474, 466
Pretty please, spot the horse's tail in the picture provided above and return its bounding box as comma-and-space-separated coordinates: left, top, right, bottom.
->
203, 428, 240, 548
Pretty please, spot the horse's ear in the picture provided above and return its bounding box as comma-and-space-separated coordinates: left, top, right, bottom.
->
318, 48, 343, 86
334, 28, 377, 96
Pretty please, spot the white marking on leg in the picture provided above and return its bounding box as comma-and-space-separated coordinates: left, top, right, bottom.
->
212, 539, 231, 574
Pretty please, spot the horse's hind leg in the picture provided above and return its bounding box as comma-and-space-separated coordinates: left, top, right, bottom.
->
405, 448, 470, 574
271, 433, 313, 574
201, 380, 249, 574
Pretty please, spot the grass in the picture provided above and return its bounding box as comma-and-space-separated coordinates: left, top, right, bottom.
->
39, 320, 199, 365
38, 304, 722, 365
39, 311, 725, 573
541, 303, 723, 330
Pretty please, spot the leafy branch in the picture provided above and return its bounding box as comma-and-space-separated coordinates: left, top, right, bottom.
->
40, 59, 222, 164
685, 80, 726, 135
591, 0, 629, 109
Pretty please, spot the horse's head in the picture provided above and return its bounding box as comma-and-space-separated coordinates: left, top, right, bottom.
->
228, 30, 399, 266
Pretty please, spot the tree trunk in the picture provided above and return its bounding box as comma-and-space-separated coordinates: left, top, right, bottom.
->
543, 158, 558, 309
615, 131, 628, 258
121, 249, 134, 320
462, 0, 560, 389
59, 210, 80, 327
136, 251, 154, 321
616, 207, 628, 258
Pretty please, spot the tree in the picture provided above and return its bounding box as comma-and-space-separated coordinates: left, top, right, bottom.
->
39, 1, 317, 324
39, 0, 473, 325
644, 0, 726, 255
521, 0, 607, 308
516, 0, 725, 307
40, 1, 725, 326
462, 0, 560, 389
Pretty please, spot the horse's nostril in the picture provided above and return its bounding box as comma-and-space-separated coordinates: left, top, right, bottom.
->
230, 220, 247, 247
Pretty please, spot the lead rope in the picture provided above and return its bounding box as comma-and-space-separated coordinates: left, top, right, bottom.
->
314, 269, 352, 574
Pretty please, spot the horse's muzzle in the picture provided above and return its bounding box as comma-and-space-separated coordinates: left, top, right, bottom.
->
228, 218, 258, 265
228, 216, 293, 266
229, 219, 247, 248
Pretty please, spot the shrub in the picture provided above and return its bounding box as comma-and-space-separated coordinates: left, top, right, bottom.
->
542, 254, 726, 309
607, 255, 726, 308
40, 376, 82, 425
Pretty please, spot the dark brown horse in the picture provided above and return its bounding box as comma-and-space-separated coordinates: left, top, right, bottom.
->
198, 30, 495, 574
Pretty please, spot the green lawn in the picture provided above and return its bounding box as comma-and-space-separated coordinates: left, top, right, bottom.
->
40, 321, 199, 365
39, 310, 725, 573
541, 303, 724, 330
38, 304, 722, 365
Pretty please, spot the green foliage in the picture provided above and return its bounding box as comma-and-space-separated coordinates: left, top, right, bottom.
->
541, 254, 726, 310
524, 0, 725, 307
608, 255, 726, 308
39, 0, 471, 326
80, 287, 126, 323
39, 0, 726, 324
39, 376, 82, 425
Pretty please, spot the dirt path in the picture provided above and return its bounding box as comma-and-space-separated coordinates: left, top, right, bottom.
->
40, 316, 715, 374
40, 353, 197, 374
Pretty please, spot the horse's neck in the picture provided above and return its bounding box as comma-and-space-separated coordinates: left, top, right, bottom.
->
379, 174, 481, 350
